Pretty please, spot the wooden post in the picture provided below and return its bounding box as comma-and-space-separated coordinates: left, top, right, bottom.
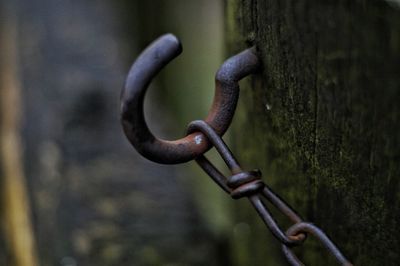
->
0, 4, 38, 266
226, 1, 400, 265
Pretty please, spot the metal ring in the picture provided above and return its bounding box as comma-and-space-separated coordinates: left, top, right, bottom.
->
121, 34, 260, 164
281, 222, 353, 266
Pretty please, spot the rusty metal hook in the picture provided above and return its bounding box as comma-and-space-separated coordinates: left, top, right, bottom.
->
121, 33, 259, 164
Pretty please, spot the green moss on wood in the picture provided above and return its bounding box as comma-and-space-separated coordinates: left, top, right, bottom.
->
226, 0, 400, 265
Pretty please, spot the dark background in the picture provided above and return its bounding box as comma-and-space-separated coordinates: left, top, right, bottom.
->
0, 1, 229, 265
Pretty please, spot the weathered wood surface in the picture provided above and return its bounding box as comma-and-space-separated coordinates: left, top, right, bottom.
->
226, 1, 400, 265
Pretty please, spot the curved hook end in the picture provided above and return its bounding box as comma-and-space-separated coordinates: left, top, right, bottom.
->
121, 33, 187, 163
121, 36, 260, 164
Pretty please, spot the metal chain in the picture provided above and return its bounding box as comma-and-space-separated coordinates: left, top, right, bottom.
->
187, 120, 353, 266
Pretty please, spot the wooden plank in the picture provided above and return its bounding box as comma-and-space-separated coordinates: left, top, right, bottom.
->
226, 1, 400, 265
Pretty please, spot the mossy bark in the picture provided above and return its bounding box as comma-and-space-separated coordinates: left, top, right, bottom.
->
225, 1, 400, 265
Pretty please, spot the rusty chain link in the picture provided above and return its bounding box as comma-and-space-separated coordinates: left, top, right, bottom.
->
187, 120, 353, 266
121, 34, 353, 265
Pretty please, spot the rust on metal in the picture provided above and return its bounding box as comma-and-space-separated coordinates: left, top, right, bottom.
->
121, 33, 259, 164
187, 120, 353, 265
120, 34, 353, 265
187, 120, 305, 246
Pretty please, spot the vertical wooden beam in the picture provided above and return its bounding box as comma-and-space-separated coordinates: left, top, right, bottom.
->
0, 4, 38, 266
226, 0, 400, 265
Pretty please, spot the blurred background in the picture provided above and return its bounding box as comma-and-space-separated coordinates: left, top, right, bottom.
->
0, 0, 234, 265
3, 1, 400, 266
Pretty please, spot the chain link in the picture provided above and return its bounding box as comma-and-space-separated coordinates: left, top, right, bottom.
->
187, 120, 353, 266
